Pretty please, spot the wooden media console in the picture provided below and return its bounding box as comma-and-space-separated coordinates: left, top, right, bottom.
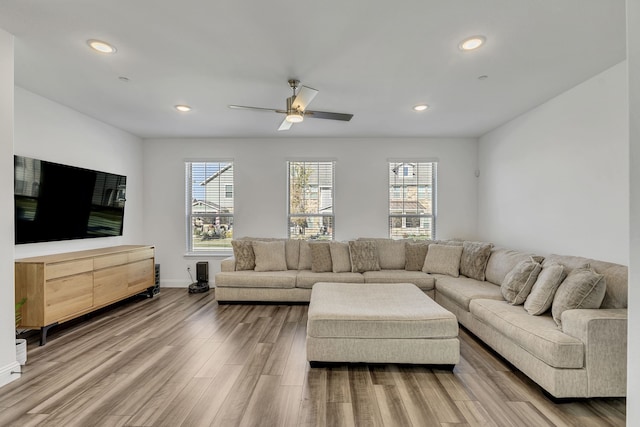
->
15, 245, 156, 345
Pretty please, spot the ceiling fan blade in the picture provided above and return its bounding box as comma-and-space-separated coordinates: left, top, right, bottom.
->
305, 110, 353, 121
228, 105, 286, 113
278, 118, 293, 131
291, 85, 318, 112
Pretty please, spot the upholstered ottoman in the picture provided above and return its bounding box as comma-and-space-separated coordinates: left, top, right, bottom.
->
307, 282, 459, 366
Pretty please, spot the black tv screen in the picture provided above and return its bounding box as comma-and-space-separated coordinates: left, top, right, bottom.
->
14, 155, 126, 244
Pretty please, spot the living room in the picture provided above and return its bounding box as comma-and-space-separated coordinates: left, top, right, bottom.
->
0, 1, 639, 425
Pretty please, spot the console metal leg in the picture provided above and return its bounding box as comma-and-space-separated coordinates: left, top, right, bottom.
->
40, 323, 58, 346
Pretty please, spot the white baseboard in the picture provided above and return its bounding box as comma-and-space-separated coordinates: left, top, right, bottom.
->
0, 361, 21, 389
159, 280, 215, 289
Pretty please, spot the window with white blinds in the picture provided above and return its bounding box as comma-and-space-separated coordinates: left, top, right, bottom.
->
388, 161, 437, 239
186, 161, 234, 252
287, 161, 334, 240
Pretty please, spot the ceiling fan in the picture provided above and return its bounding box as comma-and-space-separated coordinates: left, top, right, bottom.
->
228, 79, 354, 131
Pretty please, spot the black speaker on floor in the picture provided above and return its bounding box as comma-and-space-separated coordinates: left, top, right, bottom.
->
189, 261, 210, 294
196, 261, 208, 283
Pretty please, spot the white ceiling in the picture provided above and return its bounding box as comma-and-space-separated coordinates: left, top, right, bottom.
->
0, 1, 627, 139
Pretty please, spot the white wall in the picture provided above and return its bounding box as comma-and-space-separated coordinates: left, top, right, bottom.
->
0, 28, 20, 388
477, 62, 629, 264
627, 0, 639, 423
142, 138, 478, 286
13, 87, 146, 259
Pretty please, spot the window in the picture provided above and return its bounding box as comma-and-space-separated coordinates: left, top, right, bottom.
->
389, 161, 436, 239
186, 161, 234, 252
288, 161, 334, 240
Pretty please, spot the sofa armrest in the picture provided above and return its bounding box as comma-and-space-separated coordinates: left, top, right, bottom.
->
220, 257, 236, 272
561, 308, 627, 396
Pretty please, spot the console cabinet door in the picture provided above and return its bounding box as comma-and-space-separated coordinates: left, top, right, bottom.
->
44, 272, 93, 324
94, 265, 129, 307
128, 259, 154, 293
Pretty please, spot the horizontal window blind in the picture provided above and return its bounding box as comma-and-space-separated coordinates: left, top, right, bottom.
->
288, 161, 334, 240
186, 161, 234, 252
388, 161, 437, 239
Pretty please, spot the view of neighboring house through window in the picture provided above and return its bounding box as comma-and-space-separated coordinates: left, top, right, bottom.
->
288, 161, 334, 240
186, 161, 234, 252
388, 161, 436, 239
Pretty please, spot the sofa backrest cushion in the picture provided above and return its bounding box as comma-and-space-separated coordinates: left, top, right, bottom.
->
485, 248, 540, 286
544, 254, 627, 309
375, 239, 406, 269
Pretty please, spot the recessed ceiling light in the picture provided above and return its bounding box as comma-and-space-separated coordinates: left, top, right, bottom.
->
175, 105, 192, 112
87, 39, 117, 54
413, 104, 429, 112
459, 35, 486, 51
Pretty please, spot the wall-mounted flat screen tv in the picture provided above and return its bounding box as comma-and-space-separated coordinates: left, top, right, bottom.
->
14, 155, 126, 244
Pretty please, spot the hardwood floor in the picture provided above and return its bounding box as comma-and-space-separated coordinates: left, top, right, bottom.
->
0, 288, 626, 426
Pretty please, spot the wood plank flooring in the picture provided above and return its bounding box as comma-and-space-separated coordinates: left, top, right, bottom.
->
0, 288, 626, 426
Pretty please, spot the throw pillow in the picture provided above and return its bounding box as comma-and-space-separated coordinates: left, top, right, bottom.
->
460, 241, 493, 281
252, 240, 287, 272
405, 242, 430, 271
330, 241, 352, 273
349, 241, 381, 273
501, 257, 542, 305
298, 240, 312, 270
422, 244, 464, 277
524, 263, 566, 315
231, 240, 255, 271
310, 242, 333, 273
551, 266, 606, 327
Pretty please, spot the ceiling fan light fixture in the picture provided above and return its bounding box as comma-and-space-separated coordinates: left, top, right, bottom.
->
87, 39, 117, 54
285, 111, 304, 123
459, 35, 486, 51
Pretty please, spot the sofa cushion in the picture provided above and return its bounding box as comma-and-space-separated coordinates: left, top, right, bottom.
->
375, 239, 406, 270
552, 266, 606, 327
405, 242, 430, 271
311, 242, 333, 273
298, 240, 312, 270
362, 270, 435, 291
485, 248, 540, 286
501, 257, 542, 305
470, 299, 584, 369
524, 263, 566, 315
434, 275, 503, 311
545, 254, 627, 310
253, 240, 287, 272
330, 242, 352, 273
239, 237, 299, 270
215, 270, 298, 289
296, 271, 365, 289
460, 241, 493, 281
422, 244, 463, 277
231, 240, 255, 271
349, 241, 381, 273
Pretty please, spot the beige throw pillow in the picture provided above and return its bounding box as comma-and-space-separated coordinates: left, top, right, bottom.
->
349, 241, 381, 273
310, 242, 333, 273
501, 257, 542, 305
552, 266, 606, 327
253, 240, 287, 272
460, 241, 493, 281
330, 242, 352, 273
405, 242, 430, 271
375, 239, 406, 270
231, 240, 255, 271
422, 244, 464, 277
524, 263, 566, 315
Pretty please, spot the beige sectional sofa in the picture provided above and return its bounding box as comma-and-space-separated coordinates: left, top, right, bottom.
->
214, 237, 628, 399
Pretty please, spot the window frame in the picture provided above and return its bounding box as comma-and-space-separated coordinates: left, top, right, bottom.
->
286, 160, 336, 240
388, 160, 437, 240
185, 160, 234, 255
